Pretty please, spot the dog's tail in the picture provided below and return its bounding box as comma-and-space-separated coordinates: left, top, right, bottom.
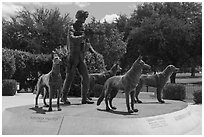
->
97, 83, 107, 106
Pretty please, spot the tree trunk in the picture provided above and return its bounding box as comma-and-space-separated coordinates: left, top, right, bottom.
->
170, 73, 176, 83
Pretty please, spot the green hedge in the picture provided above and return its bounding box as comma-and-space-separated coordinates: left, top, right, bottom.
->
13, 50, 52, 84
163, 83, 186, 101
92, 84, 103, 97
2, 48, 106, 97
2, 48, 16, 79
2, 48, 52, 91
2, 79, 17, 96
193, 90, 202, 104
85, 52, 106, 73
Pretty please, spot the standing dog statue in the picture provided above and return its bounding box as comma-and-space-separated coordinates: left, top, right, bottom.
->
97, 56, 151, 113
87, 63, 122, 100
135, 65, 179, 103
35, 52, 62, 111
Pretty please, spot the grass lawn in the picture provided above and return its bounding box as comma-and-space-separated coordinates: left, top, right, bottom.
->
176, 73, 202, 84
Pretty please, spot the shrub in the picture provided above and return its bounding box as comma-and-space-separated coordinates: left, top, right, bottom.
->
193, 90, 202, 104
12, 50, 52, 92
34, 53, 52, 74
12, 49, 32, 88
69, 82, 81, 97
163, 83, 186, 101
2, 48, 16, 79
68, 52, 107, 97
85, 52, 106, 73
13, 50, 52, 81
92, 84, 103, 97
2, 79, 17, 96
2, 48, 106, 96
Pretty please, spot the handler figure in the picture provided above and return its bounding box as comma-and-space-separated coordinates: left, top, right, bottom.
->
61, 10, 99, 104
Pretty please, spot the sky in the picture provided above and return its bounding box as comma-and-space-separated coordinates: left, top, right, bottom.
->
2, 1, 143, 23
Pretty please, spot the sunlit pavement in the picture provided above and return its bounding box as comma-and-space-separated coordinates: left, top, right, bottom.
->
2, 93, 202, 135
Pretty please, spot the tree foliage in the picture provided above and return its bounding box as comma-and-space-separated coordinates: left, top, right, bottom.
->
120, 2, 202, 81
2, 3, 202, 84
2, 48, 16, 79
2, 7, 71, 54
86, 18, 127, 69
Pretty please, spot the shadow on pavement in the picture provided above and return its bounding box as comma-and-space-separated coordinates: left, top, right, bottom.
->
97, 108, 138, 116
60, 103, 82, 106
29, 107, 46, 114
137, 102, 171, 104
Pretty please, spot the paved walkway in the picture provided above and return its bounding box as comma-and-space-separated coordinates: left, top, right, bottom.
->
2, 93, 202, 135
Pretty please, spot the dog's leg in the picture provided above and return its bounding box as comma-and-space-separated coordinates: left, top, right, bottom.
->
135, 80, 143, 103
48, 86, 53, 112
157, 87, 165, 103
43, 87, 49, 107
105, 88, 111, 111
131, 91, 138, 112
109, 88, 118, 110
57, 88, 62, 111
35, 86, 41, 108
125, 91, 133, 113
105, 97, 111, 111
35, 82, 43, 108
109, 97, 116, 110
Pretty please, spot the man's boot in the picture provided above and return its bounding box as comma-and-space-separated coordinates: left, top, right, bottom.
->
81, 98, 94, 104
87, 92, 92, 100
81, 93, 94, 104
81, 86, 94, 104
61, 93, 71, 105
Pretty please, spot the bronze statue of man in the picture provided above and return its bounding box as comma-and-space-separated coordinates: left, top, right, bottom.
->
61, 10, 99, 104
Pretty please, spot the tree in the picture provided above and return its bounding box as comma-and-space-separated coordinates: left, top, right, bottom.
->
2, 7, 71, 54
115, 14, 131, 41
2, 17, 23, 50
124, 2, 202, 83
87, 19, 127, 69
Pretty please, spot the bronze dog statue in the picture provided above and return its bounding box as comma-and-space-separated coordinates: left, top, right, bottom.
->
135, 65, 179, 103
97, 56, 151, 113
87, 63, 122, 100
35, 52, 62, 111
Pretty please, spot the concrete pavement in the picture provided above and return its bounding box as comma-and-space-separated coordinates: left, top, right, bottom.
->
2, 93, 202, 135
